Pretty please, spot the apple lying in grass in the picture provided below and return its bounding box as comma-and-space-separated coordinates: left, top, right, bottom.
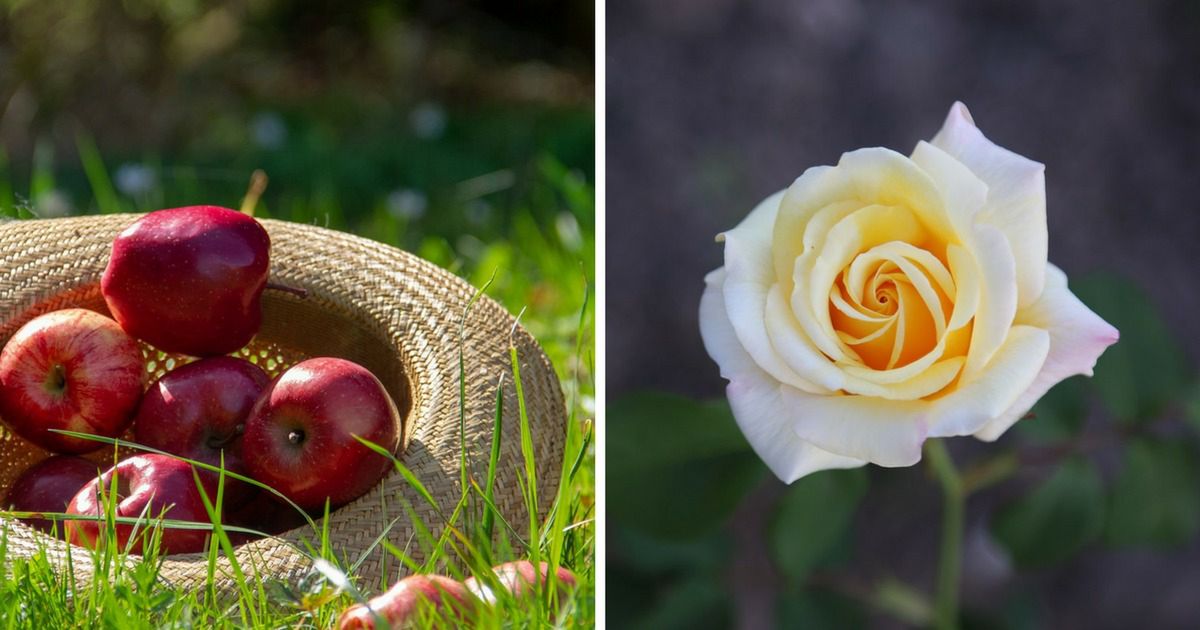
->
65, 454, 218, 555
133, 356, 268, 505
101, 206, 274, 357
0, 309, 145, 454
242, 357, 402, 511
464, 561, 578, 605
336, 575, 478, 629
4, 455, 100, 535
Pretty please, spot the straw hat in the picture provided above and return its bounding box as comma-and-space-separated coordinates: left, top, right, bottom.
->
0, 214, 566, 594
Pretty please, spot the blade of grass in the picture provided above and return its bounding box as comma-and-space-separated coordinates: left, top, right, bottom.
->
481, 371, 506, 545
76, 131, 123, 214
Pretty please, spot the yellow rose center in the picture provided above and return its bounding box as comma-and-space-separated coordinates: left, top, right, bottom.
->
827, 237, 972, 373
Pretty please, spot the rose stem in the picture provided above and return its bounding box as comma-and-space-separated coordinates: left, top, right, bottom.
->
925, 440, 964, 630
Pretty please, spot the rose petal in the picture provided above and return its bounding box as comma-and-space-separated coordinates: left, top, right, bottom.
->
928, 325, 1050, 438
796, 203, 926, 364
773, 166, 847, 284
960, 225, 1019, 383
974, 264, 1120, 441
910, 140, 989, 238
834, 147, 956, 244
783, 387, 930, 467
767, 283, 964, 400
931, 102, 1047, 310
700, 270, 866, 482
722, 191, 829, 394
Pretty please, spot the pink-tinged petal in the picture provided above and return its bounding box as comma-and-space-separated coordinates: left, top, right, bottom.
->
931, 102, 1047, 310
700, 271, 865, 482
974, 265, 1120, 441
928, 325, 1050, 438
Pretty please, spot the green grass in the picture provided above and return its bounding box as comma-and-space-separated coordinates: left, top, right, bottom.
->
0, 108, 595, 627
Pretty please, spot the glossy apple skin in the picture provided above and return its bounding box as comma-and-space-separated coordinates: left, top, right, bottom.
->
65, 454, 218, 555
4, 456, 100, 535
0, 309, 145, 453
101, 206, 271, 357
336, 575, 477, 629
133, 357, 268, 505
464, 561, 578, 605
242, 357, 402, 511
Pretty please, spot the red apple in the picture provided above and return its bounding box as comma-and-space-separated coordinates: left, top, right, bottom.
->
4, 455, 100, 535
336, 575, 478, 629
101, 206, 272, 357
133, 356, 268, 505
0, 309, 145, 453
225, 489, 310, 544
242, 357, 402, 511
65, 454, 218, 555
464, 561, 578, 605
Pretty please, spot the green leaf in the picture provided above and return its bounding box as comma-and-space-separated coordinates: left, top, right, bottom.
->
1015, 376, 1087, 443
1184, 383, 1200, 434
777, 589, 867, 629
990, 457, 1104, 568
613, 526, 730, 575
770, 468, 868, 580
630, 576, 731, 630
608, 392, 765, 539
1105, 437, 1200, 547
1071, 274, 1191, 424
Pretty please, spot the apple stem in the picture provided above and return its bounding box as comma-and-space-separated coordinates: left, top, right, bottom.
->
52, 364, 67, 391
206, 424, 244, 450
265, 282, 309, 299
287, 429, 305, 446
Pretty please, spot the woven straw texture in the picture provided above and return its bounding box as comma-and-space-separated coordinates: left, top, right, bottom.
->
0, 214, 566, 595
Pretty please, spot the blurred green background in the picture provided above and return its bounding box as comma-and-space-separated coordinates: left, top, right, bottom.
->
0, 0, 594, 377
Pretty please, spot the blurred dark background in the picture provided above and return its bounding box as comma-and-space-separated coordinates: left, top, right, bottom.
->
608, 0, 1200, 628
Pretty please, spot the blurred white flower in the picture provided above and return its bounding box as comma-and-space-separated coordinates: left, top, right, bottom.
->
455, 234, 485, 260
410, 102, 447, 139
114, 163, 157, 197
555, 211, 584, 252
34, 190, 72, 218
465, 199, 492, 226
251, 112, 287, 149
386, 188, 427, 220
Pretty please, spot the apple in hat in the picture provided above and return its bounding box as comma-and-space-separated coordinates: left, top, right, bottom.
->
133, 356, 268, 505
101, 205, 274, 357
4, 455, 100, 535
0, 309, 145, 454
65, 453, 219, 555
242, 357, 402, 511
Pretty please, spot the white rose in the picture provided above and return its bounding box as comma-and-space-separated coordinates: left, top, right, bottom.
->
699, 102, 1119, 483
